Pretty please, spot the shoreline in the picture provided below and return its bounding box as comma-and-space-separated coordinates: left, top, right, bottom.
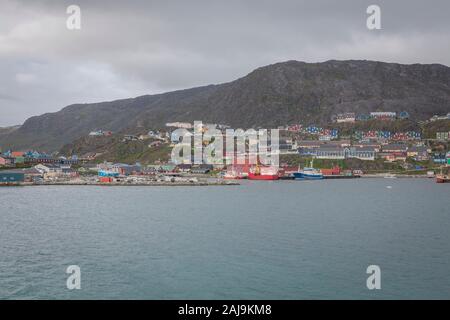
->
361, 174, 430, 178
5, 180, 240, 187
0, 175, 436, 187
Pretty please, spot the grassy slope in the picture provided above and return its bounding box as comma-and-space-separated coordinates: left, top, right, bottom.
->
60, 134, 172, 164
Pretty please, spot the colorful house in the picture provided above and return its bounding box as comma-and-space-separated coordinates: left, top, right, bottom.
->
407, 146, 429, 161
0, 156, 13, 166
111, 163, 142, 175
436, 132, 450, 141
370, 112, 397, 120
382, 144, 408, 153
380, 144, 408, 162
432, 153, 447, 164
191, 164, 213, 174
160, 164, 177, 173
14, 156, 25, 164
176, 164, 192, 172
398, 111, 410, 120
335, 113, 356, 123
315, 146, 376, 161
11, 151, 25, 158
356, 114, 370, 121
98, 170, 120, 177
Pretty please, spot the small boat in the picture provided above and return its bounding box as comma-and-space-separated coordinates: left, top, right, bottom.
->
293, 160, 323, 180
248, 165, 279, 180
436, 174, 450, 183
223, 170, 246, 179
435, 167, 449, 183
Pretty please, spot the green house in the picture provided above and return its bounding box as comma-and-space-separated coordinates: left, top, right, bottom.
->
160, 164, 176, 172
14, 156, 25, 164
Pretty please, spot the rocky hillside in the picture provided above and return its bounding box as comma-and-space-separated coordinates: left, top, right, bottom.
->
0, 125, 20, 137
60, 135, 171, 164
1, 60, 450, 152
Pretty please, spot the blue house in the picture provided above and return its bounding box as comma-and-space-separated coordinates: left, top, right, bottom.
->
433, 153, 447, 164
398, 111, 410, 120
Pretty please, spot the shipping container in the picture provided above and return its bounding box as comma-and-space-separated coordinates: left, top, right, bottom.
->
99, 177, 113, 183
321, 166, 341, 175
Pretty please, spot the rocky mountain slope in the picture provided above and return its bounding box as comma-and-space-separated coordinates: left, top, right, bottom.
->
1, 60, 450, 152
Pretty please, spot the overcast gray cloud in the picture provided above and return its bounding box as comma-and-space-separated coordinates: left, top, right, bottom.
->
0, 0, 449, 126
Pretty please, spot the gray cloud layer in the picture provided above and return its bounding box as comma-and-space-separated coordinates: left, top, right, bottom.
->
1, 0, 449, 126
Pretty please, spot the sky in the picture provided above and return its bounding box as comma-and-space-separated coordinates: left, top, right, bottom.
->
0, 0, 449, 126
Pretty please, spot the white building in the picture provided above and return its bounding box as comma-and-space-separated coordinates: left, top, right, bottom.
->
315, 147, 376, 161
166, 122, 193, 129
370, 112, 397, 120
34, 163, 77, 178
335, 113, 356, 123
35, 163, 71, 174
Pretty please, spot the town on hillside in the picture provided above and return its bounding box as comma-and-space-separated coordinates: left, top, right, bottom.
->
1, 111, 450, 185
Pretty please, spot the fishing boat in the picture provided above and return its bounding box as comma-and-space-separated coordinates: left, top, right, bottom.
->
293, 160, 323, 180
436, 167, 450, 183
247, 164, 279, 180
436, 174, 450, 183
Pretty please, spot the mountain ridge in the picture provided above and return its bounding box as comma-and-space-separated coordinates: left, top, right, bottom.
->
1, 59, 450, 152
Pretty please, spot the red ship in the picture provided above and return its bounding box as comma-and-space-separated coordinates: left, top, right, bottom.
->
247, 165, 279, 180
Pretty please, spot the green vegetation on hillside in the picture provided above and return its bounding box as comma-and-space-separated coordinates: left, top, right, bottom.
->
94, 143, 172, 164
60, 134, 172, 164
422, 120, 450, 139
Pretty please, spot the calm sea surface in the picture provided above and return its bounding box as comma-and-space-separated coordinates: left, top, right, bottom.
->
0, 179, 449, 299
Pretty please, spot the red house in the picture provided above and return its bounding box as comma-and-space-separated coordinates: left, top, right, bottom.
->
11, 151, 25, 158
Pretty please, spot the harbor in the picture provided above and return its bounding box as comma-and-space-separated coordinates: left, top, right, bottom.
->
1, 158, 448, 187
1, 115, 449, 187
1, 0, 450, 303
0, 163, 442, 187
1, 178, 449, 299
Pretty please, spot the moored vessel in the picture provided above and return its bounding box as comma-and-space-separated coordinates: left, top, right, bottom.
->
435, 167, 449, 183
223, 170, 246, 179
293, 160, 323, 180
436, 174, 450, 183
247, 165, 279, 180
